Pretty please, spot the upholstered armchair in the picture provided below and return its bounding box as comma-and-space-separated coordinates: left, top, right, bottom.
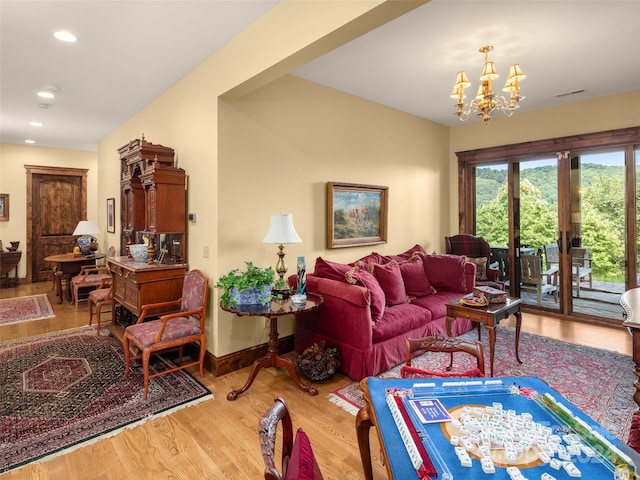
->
70, 265, 111, 311
70, 246, 116, 311
123, 269, 209, 399
445, 234, 503, 289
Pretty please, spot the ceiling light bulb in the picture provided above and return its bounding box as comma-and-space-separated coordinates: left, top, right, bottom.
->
24, 139, 36, 144
29, 121, 43, 127
37, 91, 55, 99
54, 31, 77, 43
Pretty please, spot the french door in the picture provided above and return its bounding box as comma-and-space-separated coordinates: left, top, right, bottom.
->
457, 127, 639, 324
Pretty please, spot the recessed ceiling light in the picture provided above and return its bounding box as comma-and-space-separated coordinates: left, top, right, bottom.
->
54, 31, 77, 43
24, 139, 36, 144
29, 121, 43, 127
37, 90, 55, 99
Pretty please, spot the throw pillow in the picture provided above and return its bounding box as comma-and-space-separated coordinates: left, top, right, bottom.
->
399, 365, 483, 379
285, 428, 324, 480
381, 244, 427, 262
351, 252, 385, 269
421, 254, 467, 293
466, 257, 488, 281
347, 267, 386, 322
372, 262, 407, 306
397, 255, 435, 297
313, 257, 350, 282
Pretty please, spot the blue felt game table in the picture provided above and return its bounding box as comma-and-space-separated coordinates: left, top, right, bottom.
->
356, 376, 639, 480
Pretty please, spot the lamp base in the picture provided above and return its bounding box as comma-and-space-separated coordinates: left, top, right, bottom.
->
77, 235, 97, 255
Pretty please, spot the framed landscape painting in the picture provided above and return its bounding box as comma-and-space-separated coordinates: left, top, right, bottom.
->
327, 182, 388, 249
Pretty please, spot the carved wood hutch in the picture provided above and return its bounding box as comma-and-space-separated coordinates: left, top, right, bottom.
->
118, 136, 186, 262
107, 136, 188, 343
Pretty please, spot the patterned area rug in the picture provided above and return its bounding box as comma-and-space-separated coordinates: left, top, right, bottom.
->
0, 294, 55, 325
0, 325, 213, 474
330, 327, 636, 441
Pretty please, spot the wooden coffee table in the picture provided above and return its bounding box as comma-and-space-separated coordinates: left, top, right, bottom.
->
446, 296, 522, 376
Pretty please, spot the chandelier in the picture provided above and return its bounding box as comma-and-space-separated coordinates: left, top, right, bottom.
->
451, 45, 526, 124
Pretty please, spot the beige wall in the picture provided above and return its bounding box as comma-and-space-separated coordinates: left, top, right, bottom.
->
96, 0, 426, 357
0, 143, 97, 278
218, 74, 449, 353
447, 89, 640, 230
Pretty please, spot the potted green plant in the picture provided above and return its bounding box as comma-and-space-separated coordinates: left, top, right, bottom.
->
215, 261, 275, 307
272, 277, 293, 301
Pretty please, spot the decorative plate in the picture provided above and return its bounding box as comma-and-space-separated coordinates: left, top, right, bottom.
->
460, 295, 489, 307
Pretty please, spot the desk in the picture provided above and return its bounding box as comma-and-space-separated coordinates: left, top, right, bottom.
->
44, 253, 104, 304
357, 376, 639, 480
106, 256, 187, 343
446, 297, 522, 376
222, 293, 323, 400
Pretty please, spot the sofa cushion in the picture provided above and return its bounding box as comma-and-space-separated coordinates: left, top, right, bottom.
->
421, 254, 467, 293
398, 255, 436, 297
347, 268, 386, 322
466, 256, 487, 281
411, 290, 467, 319
381, 244, 427, 262
372, 303, 432, 343
313, 257, 351, 282
372, 262, 407, 306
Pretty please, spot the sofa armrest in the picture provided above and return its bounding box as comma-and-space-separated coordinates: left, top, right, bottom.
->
297, 275, 374, 350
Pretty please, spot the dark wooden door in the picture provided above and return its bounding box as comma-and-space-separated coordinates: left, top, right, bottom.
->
26, 165, 87, 282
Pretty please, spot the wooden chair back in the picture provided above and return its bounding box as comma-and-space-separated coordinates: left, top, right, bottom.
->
404, 335, 485, 377
259, 396, 294, 480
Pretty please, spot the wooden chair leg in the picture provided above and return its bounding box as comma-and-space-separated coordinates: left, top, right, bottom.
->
123, 334, 131, 377
88, 299, 94, 326
95, 303, 102, 333
143, 349, 152, 399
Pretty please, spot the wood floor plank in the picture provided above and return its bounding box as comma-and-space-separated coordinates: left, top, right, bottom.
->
0, 282, 632, 479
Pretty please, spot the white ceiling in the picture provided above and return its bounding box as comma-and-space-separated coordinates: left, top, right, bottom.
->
1, 1, 639, 152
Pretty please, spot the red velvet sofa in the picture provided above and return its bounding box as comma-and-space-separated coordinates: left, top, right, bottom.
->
293, 245, 476, 381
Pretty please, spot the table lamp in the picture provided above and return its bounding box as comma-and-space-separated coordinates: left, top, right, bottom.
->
73, 220, 100, 255
262, 213, 302, 281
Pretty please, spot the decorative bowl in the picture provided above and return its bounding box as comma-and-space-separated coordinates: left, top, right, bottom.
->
129, 244, 148, 263
6, 241, 19, 252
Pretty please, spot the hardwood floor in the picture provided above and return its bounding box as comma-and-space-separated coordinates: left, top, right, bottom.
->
0, 282, 633, 479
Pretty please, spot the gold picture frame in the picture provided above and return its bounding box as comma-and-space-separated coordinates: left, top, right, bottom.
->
327, 182, 388, 249
0, 194, 9, 221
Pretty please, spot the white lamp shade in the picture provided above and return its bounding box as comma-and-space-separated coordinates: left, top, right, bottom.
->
262, 214, 302, 244
73, 220, 101, 236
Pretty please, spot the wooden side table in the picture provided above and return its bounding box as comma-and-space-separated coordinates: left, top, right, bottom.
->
222, 293, 323, 400
0, 250, 21, 287
446, 297, 522, 376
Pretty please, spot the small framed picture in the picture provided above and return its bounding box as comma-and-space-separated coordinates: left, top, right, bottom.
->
107, 198, 115, 233
327, 182, 388, 249
0, 194, 9, 221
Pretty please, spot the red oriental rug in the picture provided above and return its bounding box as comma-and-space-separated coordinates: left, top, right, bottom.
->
0, 325, 212, 474
0, 294, 55, 325
329, 327, 636, 442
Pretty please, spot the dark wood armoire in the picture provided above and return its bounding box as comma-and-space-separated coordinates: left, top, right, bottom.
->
118, 135, 186, 263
